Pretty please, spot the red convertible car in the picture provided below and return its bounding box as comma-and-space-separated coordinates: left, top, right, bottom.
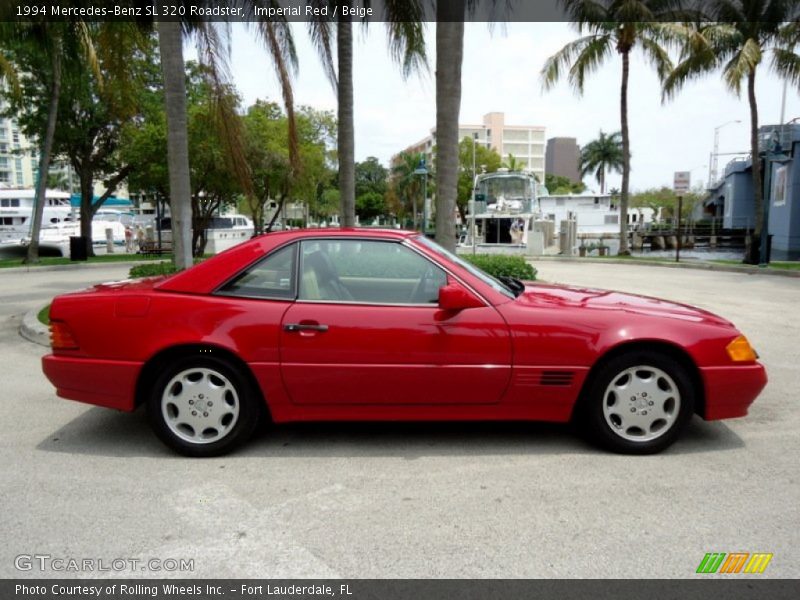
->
42, 229, 766, 456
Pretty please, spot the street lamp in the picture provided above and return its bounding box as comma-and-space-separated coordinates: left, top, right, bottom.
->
759, 131, 791, 266
413, 159, 429, 233
708, 119, 742, 188
470, 129, 487, 253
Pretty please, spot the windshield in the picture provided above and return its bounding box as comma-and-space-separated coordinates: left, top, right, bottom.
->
414, 235, 516, 300
477, 175, 533, 203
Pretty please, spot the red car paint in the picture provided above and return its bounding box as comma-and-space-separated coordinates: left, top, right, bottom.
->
42, 229, 767, 425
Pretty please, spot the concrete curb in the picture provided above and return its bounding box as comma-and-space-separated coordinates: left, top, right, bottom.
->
20, 305, 50, 347
0, 260, 155, 275
529, 256, 800, 278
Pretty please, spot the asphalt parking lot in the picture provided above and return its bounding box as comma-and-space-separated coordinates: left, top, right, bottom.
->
0, 261, 797, 578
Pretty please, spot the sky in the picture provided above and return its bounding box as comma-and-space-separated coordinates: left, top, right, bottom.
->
207, 22, 800, 193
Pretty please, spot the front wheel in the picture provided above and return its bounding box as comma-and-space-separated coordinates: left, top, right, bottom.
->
147, 356, 260, 457
581, 351, 695, 454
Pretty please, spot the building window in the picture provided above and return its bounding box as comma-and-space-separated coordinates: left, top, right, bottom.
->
604, 215, 619, 225
16, 171, 24, 185
0, 142, 7, 153
0, 172, 10, 184
11, 130, 20, 144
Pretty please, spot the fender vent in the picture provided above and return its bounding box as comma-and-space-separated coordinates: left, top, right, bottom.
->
540, 371, 574, 386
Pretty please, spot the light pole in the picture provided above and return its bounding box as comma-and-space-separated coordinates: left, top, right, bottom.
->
708, 119, 742, 188
413, 159, 428, 233
470, 129, 487, 253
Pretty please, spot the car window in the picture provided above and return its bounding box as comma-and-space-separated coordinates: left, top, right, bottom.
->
414, 235, 515, 299
299, 239, 447, 304
218, 243, 296, 299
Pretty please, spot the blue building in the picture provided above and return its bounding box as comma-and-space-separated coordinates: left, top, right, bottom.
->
702, 123, 800, 260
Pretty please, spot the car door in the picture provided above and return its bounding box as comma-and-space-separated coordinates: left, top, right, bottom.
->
279, 238, 512, 405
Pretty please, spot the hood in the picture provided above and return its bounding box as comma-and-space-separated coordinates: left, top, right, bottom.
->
517, 283, 734, 327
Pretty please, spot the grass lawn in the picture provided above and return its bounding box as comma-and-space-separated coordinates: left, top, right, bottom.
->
0, 253, 169, 269
711, 259, 800, 270
37, 304, 50, 326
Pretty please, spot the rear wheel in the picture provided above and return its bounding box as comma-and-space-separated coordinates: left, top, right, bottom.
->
582, 351, 695, 454
147, 356, 260, 457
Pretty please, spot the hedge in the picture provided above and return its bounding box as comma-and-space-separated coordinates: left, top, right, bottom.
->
128, 254, 537, 283
462, 254, 537, 281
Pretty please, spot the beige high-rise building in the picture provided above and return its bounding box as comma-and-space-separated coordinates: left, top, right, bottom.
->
394, 112, 546, 183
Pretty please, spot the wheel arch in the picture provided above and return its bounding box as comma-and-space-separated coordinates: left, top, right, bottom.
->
572, 339, 706, 420
135, 344, 269, 418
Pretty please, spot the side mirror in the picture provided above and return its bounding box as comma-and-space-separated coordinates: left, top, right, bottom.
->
438, 283, 483, 311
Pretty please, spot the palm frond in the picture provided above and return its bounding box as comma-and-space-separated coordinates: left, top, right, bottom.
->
569, 35, 614, 93
259, 20, 300, 176
76, 21, 102, 89
560, 0, 610, 27
773, 46, 800, 88
722, 36, 762, 95
308, 19, 337, 91
541, 33, 611, 94
383, 12, 429, 80
0, 53, 20, 99
639, 35, 673, 81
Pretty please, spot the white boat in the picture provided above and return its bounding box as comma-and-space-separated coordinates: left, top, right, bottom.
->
461, 171, 546, 253
0, 188, 131, 257
157, 214, 255, 254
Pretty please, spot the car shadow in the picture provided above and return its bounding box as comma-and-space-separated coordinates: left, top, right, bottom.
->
37, 407, 744, 459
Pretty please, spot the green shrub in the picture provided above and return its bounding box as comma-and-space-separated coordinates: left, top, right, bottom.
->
462, 254, 537, 281
129, 262, 179, 278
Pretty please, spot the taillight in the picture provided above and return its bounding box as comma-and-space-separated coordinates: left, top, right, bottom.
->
50, 321, 79, 350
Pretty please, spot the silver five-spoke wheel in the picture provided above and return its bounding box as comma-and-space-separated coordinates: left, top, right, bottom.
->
161, 367, 240, 445
602, 366, 680, 442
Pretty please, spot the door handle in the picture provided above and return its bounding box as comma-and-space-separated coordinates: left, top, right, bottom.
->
284, 323, 329, 333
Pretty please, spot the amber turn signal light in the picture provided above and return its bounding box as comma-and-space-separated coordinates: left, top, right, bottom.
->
726, 335, 757, 362
50, 321, 79, 350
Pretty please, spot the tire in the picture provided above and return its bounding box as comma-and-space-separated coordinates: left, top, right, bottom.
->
580, 351, 695, 454
147, 355, 261, 457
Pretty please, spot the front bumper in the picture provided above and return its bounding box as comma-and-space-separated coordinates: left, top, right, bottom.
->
699, 363, 768, 420
42, 354, 141, 412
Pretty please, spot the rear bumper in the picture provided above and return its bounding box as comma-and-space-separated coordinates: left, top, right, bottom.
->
42, 354, 141, 412
699, 363, 767, 420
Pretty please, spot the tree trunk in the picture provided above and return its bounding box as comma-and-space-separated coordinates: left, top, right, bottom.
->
748, 68, 763, 236
618, 49, 631, 255
435, 2, 465, 252
25, 43, 62, 264
79, 168, 95, 257
157, 18, 193, 270
337, 17, 355, 227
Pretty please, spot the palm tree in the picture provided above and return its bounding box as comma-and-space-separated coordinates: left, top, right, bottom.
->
541, 1, 675, 255
663, 0, 799, 263
156, 20, 194, 269
434, 1, 466, 251
580, 130, 624, 193
392, 151, 425, 229
309, 2, 427, 227
502, 153, 524, 172
154, 2, 299, 268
